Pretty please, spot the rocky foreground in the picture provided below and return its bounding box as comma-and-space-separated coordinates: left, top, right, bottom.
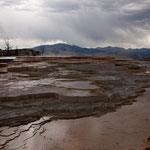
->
0, 57, 150, 128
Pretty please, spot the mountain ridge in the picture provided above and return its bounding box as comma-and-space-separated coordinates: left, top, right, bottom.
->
33, 43, 150, 59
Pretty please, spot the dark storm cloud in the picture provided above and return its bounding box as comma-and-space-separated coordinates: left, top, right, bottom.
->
123, 8, 150, 24
0, 0, 150, 48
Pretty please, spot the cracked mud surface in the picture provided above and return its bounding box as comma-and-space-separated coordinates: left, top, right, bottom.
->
0, 57, 150, 149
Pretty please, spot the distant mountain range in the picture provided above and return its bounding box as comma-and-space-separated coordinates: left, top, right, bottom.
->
33, 43, 150, 59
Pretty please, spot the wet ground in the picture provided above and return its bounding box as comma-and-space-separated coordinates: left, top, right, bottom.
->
0, 88, 150, 150
0, 57, 150, 149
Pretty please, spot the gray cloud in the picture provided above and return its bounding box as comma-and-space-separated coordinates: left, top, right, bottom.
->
123, 8, 150, 24
0, 0, 150, 49
42, 0, 81, 12
0, 0, 27, 7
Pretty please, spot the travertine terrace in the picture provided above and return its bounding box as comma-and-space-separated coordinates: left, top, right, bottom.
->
0, 57, 150, 149
0, 57, 150, 127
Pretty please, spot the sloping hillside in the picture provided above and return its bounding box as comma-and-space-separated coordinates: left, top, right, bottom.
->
33, 43, 150, 59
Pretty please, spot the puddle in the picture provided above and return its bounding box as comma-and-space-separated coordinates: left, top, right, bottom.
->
88, 76, 120, 81
1, 80, 94, 97
55, 81, 99, 90
1, 89, 150, 150
0, 57, 16, 60
5, 78, 55, 89
68, 89, 91, 96
146, 71, 150, 74
3, 79, 98, 95
0, 79, 7, 81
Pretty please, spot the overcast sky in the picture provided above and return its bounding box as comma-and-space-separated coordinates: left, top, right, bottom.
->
0, 0, 150, 49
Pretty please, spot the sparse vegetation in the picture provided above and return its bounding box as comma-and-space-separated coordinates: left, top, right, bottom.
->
4, 39, 12, 55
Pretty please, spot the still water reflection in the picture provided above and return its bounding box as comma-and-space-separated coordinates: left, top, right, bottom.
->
0, 90, 150, 150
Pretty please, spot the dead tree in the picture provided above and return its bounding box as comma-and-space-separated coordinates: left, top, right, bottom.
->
4, 39, 12, 56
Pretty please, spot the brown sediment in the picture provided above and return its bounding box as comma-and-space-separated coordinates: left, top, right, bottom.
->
0, 56, 150, 129
0, 88, 150, 150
